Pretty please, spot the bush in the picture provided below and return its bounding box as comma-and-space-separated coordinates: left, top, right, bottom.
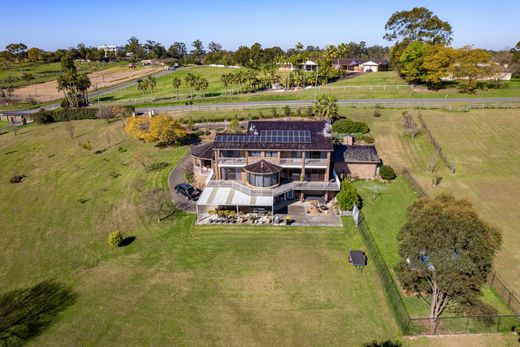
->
373, 109, 382, 118
336, 180, 359, 210
32, 108, 98, 124
360, 134, 375, 144
184, 163, 194, 183
108, 231, 124, 247
379, 165, 396, 180
9, 175, 26, 184
79, 141, 92, 151
332, 118, 369, 134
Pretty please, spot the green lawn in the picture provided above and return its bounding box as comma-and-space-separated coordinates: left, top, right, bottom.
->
345, 108, 520, 292
353, 178, 512, 318
0, 61, 125, 88
331, 71, 408, 86
101, 66, 246, 103
0, 120, 400, 346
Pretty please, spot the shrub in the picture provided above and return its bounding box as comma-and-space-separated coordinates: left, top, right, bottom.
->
108, 231, 124, 247
32, 108, 98, 124
145, 162, 169, 173
361, 134, 375, 144
332, 118, 369, 134
373, 109, 382, 118
380, 165, 396, 180
79, 141, 92, 151
184, 162, 194, 183
336, 180, 359, 210
9, 175, 26, 184
118, 146, 127, 153
283, 105, 291, 117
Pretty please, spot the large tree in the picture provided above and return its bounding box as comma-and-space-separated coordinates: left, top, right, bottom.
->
191, 39, 206, 64
384, 7, 453, 44
449, 46, 494, 93
312, 95, 338, 121
56, 53, 91, 107
168, 42, 187, 61
396, 194, 501, 322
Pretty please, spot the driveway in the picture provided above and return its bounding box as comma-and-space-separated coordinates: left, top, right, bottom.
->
168, 153, 197, 213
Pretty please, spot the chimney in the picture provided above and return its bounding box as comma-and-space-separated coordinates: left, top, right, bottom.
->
343, 135, 353, 145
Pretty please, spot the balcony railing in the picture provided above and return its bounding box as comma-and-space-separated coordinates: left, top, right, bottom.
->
279, 158, 327, 167
218, 157, 246, 166
205, 179, 340, 197
193, 166, 212, 175
279, 158, 303, 166
305, 158, 327, 166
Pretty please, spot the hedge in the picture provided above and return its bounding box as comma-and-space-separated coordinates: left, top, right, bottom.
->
32, 105, 135, 124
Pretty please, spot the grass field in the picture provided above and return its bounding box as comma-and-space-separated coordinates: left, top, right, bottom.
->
344, 108, 520, 292
0, 120, 399, 346
1, 119, 517, 345
331, 71, 408, 86
0, 61, 126, 88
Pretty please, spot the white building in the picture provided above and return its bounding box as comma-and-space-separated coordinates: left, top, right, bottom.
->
97, 44, 124, 57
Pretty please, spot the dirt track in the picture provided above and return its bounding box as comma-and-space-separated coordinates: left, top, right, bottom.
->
12, 66, 164, 102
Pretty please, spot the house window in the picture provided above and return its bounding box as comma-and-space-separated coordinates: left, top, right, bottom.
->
221, 150, 240, 158
248, 173, 278, 187
221, 167, 241, 180
291, 151, 302, 159
248, 151, 261, 157
265, 151, 278, 158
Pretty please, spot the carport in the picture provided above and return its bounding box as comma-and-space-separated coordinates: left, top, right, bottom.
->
196, 186, 274, 221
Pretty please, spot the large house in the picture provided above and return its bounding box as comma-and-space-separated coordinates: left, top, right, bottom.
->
333, 58, 389, 72
190, 120, 380, 220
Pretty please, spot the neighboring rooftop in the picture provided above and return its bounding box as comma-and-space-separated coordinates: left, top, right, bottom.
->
333, 58, 389, 66
212, 120, 333, 151
243, 160, 282, 174
333, 144, 380, 163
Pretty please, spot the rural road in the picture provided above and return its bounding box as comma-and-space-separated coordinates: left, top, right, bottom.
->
134, 97, 520, 114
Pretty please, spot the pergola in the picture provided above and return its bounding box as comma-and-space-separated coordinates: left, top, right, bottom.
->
196, 185, 274, 220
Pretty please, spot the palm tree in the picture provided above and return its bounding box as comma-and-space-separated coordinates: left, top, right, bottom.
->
312, 95, 338, 121
172, 77, 181, 100
198, 77, 209, 98
185, 73, 196, 99
220, 73, 230, 95
146, 76, 157, 100
137, 79, 147, 99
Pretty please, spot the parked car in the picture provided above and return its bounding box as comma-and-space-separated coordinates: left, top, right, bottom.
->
174, 183, 200, 200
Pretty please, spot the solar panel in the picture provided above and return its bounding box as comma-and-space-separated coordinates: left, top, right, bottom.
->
215, 130, 311, 144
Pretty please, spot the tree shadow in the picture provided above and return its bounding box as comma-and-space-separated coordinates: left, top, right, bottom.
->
120, 236, 136, 247
0, 280, 77, 346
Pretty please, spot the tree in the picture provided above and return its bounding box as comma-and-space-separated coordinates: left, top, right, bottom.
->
172, 76, 182, 99
112, 106, 132, 128
142, 189, 177, 222
27, 47, 44, 62
208, 41, 223, 53
145, 76, 157, 98
396, 194, 502, 322
422, 44, 456, 89
107, 231, 124, 247
191, 39, 206, 64
229, 118, 240, 132
399, 41, 426, 83
336, 180, 359, 210
56, 53, 91, 107
168, 42, 187, 62
449, 46, 494, 93
312, 95, 338, 121
149, 115, 186, 146
5, 43, 28, 63
384, 7, 453, 44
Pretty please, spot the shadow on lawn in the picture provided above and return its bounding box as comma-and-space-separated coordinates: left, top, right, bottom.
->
0, 280, 77, 346
120, 236, 136, 247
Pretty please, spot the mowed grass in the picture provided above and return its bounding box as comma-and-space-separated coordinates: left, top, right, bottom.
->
102, 66, 245, 103
0, 120, 401, 345
0, 61, 125, 88
346, 108, 520, 292
331, 71, 408, 86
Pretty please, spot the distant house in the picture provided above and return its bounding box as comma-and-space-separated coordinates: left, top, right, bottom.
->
141, 58, 174, 66
278, 60, 318, 72
98, 44, 124, 58
333, 58, 389, 72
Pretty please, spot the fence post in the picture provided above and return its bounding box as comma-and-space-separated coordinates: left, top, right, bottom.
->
496, 315, 501, 332
465, 316, 470, 333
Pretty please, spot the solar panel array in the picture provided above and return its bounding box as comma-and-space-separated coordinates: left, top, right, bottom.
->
215, 130, 311, 144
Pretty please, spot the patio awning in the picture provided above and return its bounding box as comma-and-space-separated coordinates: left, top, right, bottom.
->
196, 186, 273, 207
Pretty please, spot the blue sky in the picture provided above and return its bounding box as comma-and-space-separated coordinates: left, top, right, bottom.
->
1, 0, 518, 51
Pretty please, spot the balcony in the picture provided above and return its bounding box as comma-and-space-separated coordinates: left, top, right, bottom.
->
279, 158, 327, 167
218, 157, 246, 166
193, 166, 212, 175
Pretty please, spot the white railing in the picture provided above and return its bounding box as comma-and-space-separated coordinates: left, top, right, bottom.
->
280, 158, 303, 166
205, 170, 214, 186
206, 179, 340, 197
218, 158, 246, 166
305, 158, 327, 166
194, 166, 212, 174
333, 169, 341, 187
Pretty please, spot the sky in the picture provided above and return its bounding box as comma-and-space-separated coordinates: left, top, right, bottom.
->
1, 0, 518, 51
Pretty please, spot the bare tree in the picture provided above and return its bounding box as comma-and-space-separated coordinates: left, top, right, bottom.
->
97, 105, 114, 122
141, 189, 178, 222
402, 111, 421, 138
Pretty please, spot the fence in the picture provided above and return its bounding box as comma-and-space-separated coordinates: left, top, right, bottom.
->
400, 168, 427, 197
356, 210, 520, 335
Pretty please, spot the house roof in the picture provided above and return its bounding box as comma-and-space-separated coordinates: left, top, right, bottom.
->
333, 58, 389, 66
190, 142, 214, 160
333, 144, 380, 163
243, 160, 282, 174
212, 120, 333, 151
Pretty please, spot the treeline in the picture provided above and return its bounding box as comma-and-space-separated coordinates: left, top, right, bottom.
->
383, 7, 520, 92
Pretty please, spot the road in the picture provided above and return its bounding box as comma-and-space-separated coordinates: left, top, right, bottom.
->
167, 153, 197, 213
134, 97, 520, 114
1, 68, 176, 115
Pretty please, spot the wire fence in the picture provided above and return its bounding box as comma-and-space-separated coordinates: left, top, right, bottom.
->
356, 210, 520, 336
